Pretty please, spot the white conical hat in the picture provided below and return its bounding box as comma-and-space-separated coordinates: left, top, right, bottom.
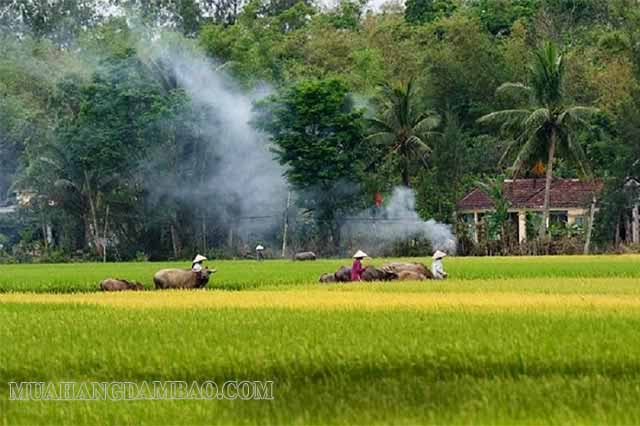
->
256, 245, 264, 251
432, 250, 447, 260
353, 250, 368, 258
192, 254, 207, 264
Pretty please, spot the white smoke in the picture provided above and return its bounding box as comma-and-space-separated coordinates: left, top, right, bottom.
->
350, 187, 456, 254
144, 36, 287, 237
138, 35, 455, 254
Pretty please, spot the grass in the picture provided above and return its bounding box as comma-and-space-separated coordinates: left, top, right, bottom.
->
0, 254, 639, 292
1, 255, 640, 424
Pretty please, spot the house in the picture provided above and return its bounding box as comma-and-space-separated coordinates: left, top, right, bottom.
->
457, 179, 604, 243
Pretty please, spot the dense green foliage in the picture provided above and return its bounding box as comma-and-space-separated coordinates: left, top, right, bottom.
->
256, 79, 366, 248
1, 0, 640, 259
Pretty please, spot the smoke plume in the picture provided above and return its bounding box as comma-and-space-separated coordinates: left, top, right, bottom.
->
350, 187, 456, 255
144, 36, 288, 238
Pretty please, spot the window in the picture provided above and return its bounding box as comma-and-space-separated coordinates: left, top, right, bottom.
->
550, 211, 568, 225
461, 213, 475, 224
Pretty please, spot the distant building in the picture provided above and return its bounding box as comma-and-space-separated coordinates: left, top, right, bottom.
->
457, 179, 603, 243
16, 190, 37, 208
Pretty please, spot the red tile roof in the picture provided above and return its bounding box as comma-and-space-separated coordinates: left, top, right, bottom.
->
457, 179, 603, 211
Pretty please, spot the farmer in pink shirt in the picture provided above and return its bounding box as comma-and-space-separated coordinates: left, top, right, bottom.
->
351, 250, 368, 281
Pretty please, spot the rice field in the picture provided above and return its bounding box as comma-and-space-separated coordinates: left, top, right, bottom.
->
1, 255, 640, 425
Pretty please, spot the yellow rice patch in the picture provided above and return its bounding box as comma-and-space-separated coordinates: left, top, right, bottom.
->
1, 290, 640, 311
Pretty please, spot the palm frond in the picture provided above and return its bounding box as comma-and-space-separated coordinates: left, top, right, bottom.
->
413, 114, 440, 135
523, 107, 550, 130
366, 118, 394, 134
496, 82, 532, 98
530, 41, 564, 107
54, 178, 80, 192
510, 132, 543, 176
364, 131, 395, 146
557, 106, 599, 128
477, 109, 531, 129
37, 156, 64, 172
405, 135, 432, 154
565, 134, 592, 177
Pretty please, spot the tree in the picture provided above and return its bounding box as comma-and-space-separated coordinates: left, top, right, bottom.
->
404, 0, 456, 25
366, 79, 440, 187
423, 14, 507, 125
256, 78, 365, 252
476, 176, 510, 242
415, 111, 467, 222
23, 49, 170, 258
478, 41, 598, 237
468, 0, 538, 35
1, 0, 100, 44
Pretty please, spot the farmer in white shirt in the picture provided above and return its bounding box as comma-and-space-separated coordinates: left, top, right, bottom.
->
431, 250, 448, 279
192, 254, 207, 278
256, 244, 265, 261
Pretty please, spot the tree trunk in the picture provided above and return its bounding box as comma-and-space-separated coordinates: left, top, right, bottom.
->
632, 202, 639, 244
539, 129, 556, 238
228, 225, 234, 250
84, 171, 102, 257
201, 213, 207, 254
281, 190, 291, 258
41, 212, 49, 251
401, 162, 410, 187
583, 196, 596, 255
170, 223, 180, 259
103, 204, 109, 263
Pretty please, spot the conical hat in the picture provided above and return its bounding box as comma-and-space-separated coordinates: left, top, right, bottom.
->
192, 254, 207, 264
256, 245, 264, 251
353, 250, 368, 258
432, 250, 447, 260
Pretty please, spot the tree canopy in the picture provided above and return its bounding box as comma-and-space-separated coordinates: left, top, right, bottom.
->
0, 0, 637, 259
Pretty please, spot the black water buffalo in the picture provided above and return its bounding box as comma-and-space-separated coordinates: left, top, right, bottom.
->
334, 266, 352, 282
294, 251, 317, 261
319, 273, 337, 283
100, 278, 144, 291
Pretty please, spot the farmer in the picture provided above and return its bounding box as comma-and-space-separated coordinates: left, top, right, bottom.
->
256, 244, 265, 261
192, 254, 207, 280
351, 250, 368, 281
431, 250, 448, 280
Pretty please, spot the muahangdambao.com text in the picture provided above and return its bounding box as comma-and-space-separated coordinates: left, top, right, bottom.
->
8, 380, 274, 401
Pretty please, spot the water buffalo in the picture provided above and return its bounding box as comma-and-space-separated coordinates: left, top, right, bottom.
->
380, 262, 433, 279
100, 278, 144, 291
397, 271, 427, 281
320, 266, 396, 283
319, 273, 337, 283
319, 263, 432, 284
153, 268, 216, 289
294, 251, 317, 261
362, 266, 397, 281
334, 266, 352, 282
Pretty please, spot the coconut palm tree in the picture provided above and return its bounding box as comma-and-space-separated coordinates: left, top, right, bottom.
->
478, 41, 598, 237
366, 79, 440, 187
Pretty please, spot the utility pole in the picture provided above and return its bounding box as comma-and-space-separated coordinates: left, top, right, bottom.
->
103, 205, 110, 263
281, 190, 291, 258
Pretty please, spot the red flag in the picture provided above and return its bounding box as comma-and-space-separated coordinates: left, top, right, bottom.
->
374, 192, 383, 208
